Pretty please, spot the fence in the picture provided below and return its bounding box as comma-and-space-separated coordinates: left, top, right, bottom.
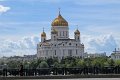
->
1, 66, 120, 76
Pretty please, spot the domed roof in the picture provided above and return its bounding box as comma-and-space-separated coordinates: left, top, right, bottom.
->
51, 11, 68, 26
41, 32, 46, 37
74, 29, 80, 35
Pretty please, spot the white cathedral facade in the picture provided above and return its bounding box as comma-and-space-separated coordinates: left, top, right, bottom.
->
37, 11, 84, 59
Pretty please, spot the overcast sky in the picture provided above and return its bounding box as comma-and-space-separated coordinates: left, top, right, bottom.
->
0, 0, 120, 57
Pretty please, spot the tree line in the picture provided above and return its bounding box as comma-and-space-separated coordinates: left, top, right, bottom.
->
1, 57, 120, 69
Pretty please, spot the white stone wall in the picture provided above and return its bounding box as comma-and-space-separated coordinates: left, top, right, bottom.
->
37, 40, 84, 59
52, 26, 69, 39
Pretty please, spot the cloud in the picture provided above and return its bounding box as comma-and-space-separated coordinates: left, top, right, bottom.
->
82, 34, 118, 55
0, 36, 40, 57
0, 34, 119, 57
0, 5, 10, 14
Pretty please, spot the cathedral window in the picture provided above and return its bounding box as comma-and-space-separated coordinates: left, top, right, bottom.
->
60, 32, 61, 36
55, 50, 56, 55
76, 44, 77, 46
78, 37, 79, 40
76, 50, 78, 55
63, 31, 64, 36
69, 43, 71, 45
66, 31, 67, 36
68, 50, 72, 56
63, 44, 64, 46
63, 50, 65, 55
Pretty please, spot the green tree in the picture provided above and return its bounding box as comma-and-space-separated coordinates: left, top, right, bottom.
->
37, 61, 49, 68
53, 62, 60, 68
76, 60, 86, 68
107, 59, 115, 66
115, 60, 120, 66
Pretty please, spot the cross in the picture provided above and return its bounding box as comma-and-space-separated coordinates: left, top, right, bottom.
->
43, 27, 44, 32
76, 25, 79, 30
59, 8, 61, 15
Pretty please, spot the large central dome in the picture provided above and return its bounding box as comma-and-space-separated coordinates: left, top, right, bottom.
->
51, 12, 68, 27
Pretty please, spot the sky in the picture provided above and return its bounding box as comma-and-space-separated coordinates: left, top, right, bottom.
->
0, 0, 120, 57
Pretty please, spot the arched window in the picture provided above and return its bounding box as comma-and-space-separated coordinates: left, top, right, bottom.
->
78, 37, 79, 40
55, 50, 56, 55
66, 31, 67, 36
76, 44, 77, 46
76, 50, 77, 55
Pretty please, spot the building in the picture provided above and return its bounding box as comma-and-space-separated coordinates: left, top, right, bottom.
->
111, 48, 120, 60
37, 11, 84, 59
86, 52, 106, 58
8, 55, 37, 61
0, 55, 37, 63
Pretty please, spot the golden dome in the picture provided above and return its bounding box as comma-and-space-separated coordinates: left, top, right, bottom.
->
51, 12, 68, 26
51, 28, 58, 34
74, 29, 80, 35
41, 32, 46, 37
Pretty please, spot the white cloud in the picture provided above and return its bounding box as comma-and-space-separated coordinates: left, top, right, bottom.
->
82, 34, 118, 55
0, 5, 10, 14
0, 36, 40, 57
0, 34, 119, 57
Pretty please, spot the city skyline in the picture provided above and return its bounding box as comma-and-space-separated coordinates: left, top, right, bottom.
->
0, 0, 120, 57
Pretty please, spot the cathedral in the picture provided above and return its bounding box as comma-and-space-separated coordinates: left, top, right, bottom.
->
37, 11, 84, 59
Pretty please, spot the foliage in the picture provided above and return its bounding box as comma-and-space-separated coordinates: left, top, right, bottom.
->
3, 57, 118, 69
37, 61, 49, 68
115, 60, 120, 66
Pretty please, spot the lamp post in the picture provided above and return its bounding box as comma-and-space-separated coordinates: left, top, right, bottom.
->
4, 63, 7, 76
27, 62, 30, 69
27, 62, 30, 76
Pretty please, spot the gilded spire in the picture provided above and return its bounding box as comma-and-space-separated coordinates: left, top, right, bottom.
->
74, 27, 80, 35
51, 9, 68, 26
59, 8, 61, 15
41, 27, 46, 37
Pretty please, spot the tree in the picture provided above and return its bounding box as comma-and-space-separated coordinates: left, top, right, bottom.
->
47, 58, 54, 67
37, 61, 49, 68
53, 62, 60, 68
76, 60, 86, 68
7, 60, 22, 69
115, 60, 120, 66
107, 59, 115, 66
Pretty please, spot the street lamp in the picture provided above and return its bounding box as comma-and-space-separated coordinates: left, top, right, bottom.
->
4, 63, 7, 76
27, 62, 30, 69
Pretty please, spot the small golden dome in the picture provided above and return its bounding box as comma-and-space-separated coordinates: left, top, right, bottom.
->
51, 28, 58, 34
41, 32, 46, 37
51, 12, 68, 26
74, 29, 80, 35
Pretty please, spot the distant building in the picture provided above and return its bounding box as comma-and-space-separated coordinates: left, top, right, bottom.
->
86, 52, 106, 58
111, 48, 120, 60
37, 10, 84, 59
1, 54, 37, 62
